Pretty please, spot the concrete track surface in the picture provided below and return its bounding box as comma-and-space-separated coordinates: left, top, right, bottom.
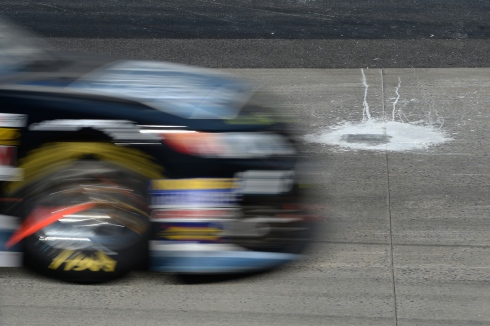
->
2, 0, 490, 68
2, 68, 490, 325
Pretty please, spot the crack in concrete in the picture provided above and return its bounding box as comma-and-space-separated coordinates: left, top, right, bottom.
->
382, 68, 399, 326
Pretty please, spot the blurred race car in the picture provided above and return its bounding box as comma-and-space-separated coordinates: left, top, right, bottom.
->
0, 19, 315, 283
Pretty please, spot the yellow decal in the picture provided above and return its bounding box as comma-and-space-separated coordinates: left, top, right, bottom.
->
160, 226, 222, 241
151, 178, 236, 191
6, 142, 164, 193
48, 250, 117, 272
0, 128, 20, 145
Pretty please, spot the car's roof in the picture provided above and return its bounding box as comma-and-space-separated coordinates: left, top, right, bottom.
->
0, 59, 255, 120
68, 60, 254, 120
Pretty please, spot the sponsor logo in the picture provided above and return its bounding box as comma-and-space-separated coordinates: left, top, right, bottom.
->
148, 171, 295, 209
154, 221, 225, 242
151, 208, 236, 221
0, 147, 21, 181
48, 250, 117, 272
151, 178, 236, 191
0, 128, 20, 145
150, 190, 237, 208
0, 146, 15, 166
236, 170, 295, 194
150, 178, 238, 208
0, 114, 26, 128
151, 209, 233, 242
159, 225, 223, 241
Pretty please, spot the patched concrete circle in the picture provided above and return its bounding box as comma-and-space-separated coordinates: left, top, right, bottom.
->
304, 120, 450, 152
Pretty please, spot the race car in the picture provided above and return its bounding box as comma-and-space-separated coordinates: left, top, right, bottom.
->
0, 19, 316, 283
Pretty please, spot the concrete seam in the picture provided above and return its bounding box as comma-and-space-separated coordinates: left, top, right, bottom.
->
381, 68, 399, 326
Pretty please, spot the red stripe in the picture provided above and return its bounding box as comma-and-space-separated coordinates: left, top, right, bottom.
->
5, 202, 96, 249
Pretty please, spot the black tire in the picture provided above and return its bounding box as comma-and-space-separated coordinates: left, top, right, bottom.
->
7, 157, 155, 283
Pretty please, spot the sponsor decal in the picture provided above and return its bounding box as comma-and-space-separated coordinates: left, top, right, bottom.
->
151, 209, 233, 243
236, 170, 295, 194
1, 215, 22, 267
0, 121, 23, 181
151, 178, 237, 191
0, 128, 20, 145
150, 190, 236, 208
0, 113, 27, 128
162, 132, 295, 159
149, 178, 238, 208
0, 146, 15, 166
157, 222, 224, 242
151, 208, 236, 221
148, 171, 295, 209
151, 178, 236, 191
48, 250, 117, 272
0, 146, 22, 181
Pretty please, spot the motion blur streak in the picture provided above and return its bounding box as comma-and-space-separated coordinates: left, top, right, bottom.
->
5, 202, 96, 249
0, 17, 316, 281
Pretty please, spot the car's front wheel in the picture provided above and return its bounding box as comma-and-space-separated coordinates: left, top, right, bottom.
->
5, 143, 162, 283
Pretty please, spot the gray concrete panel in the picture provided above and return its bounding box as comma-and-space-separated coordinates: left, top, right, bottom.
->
38, 38, 490, 68
394, 245, 490, 325
2, 243, 395, 326
382, 69, 490, 246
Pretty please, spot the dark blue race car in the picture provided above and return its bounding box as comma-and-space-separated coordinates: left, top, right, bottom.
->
0, 19, 316, 283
